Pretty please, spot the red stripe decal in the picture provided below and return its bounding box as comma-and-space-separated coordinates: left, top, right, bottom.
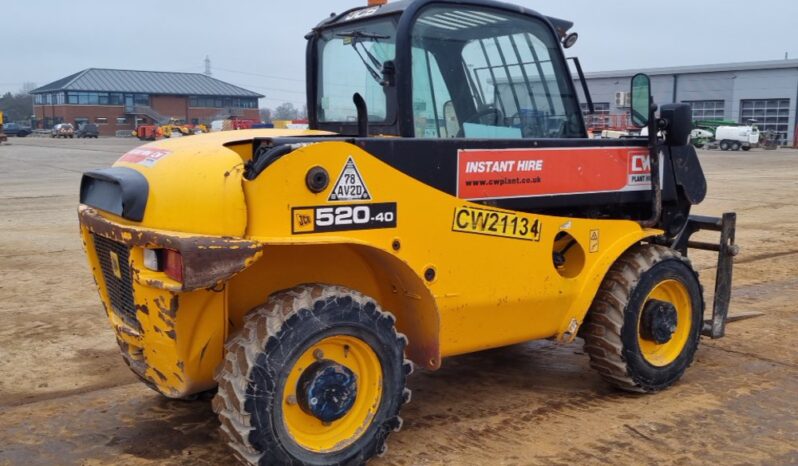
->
457, 147, 652, 200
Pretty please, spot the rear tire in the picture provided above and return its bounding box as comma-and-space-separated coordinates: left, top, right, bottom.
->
213, 284, 412, 466
731, 141, 741, 151
582, 245, 703, 393
719, 140, 730, 151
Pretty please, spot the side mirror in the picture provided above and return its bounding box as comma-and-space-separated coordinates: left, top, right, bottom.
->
630, 73, 651, 128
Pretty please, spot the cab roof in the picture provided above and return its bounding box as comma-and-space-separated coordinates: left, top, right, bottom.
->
314, 0, 573, 38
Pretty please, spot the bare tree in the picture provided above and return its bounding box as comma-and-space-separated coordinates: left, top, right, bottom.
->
259, 107, 272, 123
0, 87, 34, 123
274, 102, 298, 120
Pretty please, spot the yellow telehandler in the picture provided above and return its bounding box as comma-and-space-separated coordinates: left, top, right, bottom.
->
77, 0, 737, 463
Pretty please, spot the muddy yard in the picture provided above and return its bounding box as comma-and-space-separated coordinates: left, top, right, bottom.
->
0, 137, 796, 465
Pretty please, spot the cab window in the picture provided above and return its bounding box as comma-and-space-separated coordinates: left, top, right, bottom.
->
411, 6, 584, 138
412, 47, 452, 137
317, 18, 397, 123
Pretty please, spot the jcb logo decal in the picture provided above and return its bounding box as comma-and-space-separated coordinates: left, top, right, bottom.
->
292, 209, 316, 233
343, 6, 379, 21
109, 251, 122, 279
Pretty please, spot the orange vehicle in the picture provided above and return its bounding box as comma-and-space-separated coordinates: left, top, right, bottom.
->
133, 125, 161, 141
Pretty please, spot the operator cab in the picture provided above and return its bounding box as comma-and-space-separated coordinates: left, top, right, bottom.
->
308, 0, 586, 139
271, 0, 699, 233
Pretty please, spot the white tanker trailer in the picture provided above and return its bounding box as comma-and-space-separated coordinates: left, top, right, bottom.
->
715, 125, 760, 151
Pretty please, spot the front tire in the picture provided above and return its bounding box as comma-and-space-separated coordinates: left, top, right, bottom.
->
213, 284, 412, 466
582, 245, 703, 393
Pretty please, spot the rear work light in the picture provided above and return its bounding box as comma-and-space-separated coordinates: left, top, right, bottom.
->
143, 248, 160, 271
143, 248, 183, 283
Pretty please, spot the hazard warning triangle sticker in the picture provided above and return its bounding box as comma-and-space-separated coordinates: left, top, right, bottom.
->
328, 157, 371, 201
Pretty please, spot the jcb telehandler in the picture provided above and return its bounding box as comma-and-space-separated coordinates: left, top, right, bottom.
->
78, 0, 738, 464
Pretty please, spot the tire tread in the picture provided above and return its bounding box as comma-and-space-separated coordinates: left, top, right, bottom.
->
213, 284, 411, 465
582, 244, 702, 393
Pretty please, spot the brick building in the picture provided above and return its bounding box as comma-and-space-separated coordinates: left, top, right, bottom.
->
31, 68, 263, 136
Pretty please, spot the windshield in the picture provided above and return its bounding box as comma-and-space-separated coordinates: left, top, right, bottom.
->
317, 18, 397, 123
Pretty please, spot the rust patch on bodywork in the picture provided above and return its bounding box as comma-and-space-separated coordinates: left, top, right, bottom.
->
154, 295, 179, 321
79, 206, 263, 291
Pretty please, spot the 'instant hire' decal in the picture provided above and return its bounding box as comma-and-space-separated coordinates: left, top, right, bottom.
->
329, 157, 371, 202
457, 147, 651, 201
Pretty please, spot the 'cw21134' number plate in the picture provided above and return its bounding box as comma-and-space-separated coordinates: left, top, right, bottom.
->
452, 205, 541, 242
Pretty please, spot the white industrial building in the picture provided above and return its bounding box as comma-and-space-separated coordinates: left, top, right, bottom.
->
576, 59, 798, 146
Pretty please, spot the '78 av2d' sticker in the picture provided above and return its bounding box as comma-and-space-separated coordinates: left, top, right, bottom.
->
329, 157, 371, 201
292, 203, 397, 234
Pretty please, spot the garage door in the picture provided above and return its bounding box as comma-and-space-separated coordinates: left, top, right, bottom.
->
740, 99, 791, 145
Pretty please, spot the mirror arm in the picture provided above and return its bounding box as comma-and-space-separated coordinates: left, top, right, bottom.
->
640, 100, 662, 228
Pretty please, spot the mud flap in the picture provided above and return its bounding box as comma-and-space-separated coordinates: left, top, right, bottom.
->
672, 213, 738, 338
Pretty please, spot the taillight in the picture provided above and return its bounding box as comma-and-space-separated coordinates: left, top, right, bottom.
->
163, 249, 183, 283
142, 248, 183, 282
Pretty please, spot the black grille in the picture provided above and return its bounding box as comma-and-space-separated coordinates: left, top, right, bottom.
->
93, 234, 138, 328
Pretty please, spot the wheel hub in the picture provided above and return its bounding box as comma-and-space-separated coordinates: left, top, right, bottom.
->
297, 360, 358, 423
640, 299, 678, 344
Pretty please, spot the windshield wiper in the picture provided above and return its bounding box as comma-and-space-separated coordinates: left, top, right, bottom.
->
337, 31, 390, 86
336, 31, 390, 41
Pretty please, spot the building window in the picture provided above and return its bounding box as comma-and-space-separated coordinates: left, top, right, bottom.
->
116, 117, 128, 125
581, 103, 617, 129
95, 117, 108, 124
683, 100, 725, 121
189, 96, 258, 108
133, 94, 150, 106
74, 117, 89, 127
740, 99, 791, 145
65, 92, 147, 106
580, 102, 610, 115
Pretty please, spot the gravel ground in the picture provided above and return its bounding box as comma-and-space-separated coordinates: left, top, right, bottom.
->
0, 137, 796, 465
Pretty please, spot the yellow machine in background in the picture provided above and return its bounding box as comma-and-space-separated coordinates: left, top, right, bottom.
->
0, 111, 6, 143
77, 1, 737, 464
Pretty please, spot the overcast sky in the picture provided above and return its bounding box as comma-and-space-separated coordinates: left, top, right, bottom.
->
2, 0, 795, 108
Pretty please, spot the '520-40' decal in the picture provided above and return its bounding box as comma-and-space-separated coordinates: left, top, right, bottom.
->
452, 205, 541, 242
292, 203, 397, 234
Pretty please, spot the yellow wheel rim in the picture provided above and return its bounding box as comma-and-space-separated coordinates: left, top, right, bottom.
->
282, 335, 382, 453
637, 279, 692, 367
